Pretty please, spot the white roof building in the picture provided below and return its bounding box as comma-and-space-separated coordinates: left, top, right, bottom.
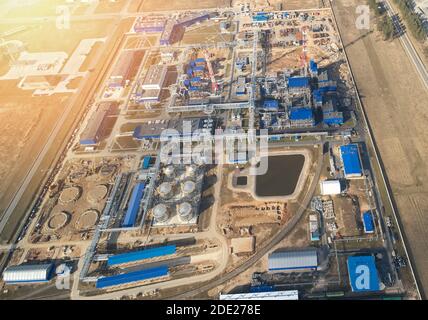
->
320, 179, 342, 195
3, 263, 54, 284
220, 290, 299, 300
268, 248, 318, 272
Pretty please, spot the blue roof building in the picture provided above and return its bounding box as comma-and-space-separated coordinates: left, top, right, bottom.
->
96, 266, 169, 289
288, 76, 310, 88
262, 100, 279, 111
310, 59, 318, 75
340, 144, 363, 178
289, 107, 314, 126
253, 13, 269, 22
107, 245, 176, 266
347, 256, 380, 292
323, 111, 344, 126
363, 211, 375, 234
122, 183, 146, 227
142, 156, 151, 170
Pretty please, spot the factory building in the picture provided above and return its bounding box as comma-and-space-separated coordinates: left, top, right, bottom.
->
288, 76, 310, 93
3, 263, 54, 284
347, 256, 380, 292
96, 266, 169, 289
122, 182, 146, 228
261, 99, 280, 112
323, 111, 344, 126
160, 20, 177, 46
252, 12, 270, 22
320, 179, 342, 195
362, 211, 375, 234
107, 245, 176, 266
268, 248, 318, 272
289, 107, 315, 127
220, 290, 299, 300
80, 102, 116, 146
109, 50, 145, 88
141, 65, 167, 90
133, 16, 166, 33
309, 59, 318, 76
340, 144, 363, 178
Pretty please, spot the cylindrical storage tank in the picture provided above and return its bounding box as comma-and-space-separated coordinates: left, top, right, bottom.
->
181, 181, 196, 195
158, 182, 173, 198
153, 204, 170, 223
164, 166, 175, 177
177, 202, 193, 222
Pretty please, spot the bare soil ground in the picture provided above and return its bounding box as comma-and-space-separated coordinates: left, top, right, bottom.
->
333, 0, 428, 298
141, 0, 231, 11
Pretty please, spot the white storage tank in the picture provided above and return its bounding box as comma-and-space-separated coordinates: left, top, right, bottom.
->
182, 181, 196, 195
158, 182, 173, 198
177, 202, 193, 222
153, 204, 170, 223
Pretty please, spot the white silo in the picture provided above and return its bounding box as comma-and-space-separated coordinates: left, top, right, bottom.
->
153, 204, 170, 223
177, 202, 193, 222
182, 180, 196, 196
158, 182, 173, 198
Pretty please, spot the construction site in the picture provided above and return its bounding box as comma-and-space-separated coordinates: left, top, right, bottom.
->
0, 0, 420, 301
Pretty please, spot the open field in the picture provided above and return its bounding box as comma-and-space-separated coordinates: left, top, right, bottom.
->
141, 0, 231, 11
333, 0, 428, 298
0, 18, 133, 243
0, 0, 67, 19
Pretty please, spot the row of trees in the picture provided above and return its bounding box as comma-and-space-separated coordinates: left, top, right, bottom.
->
367, 0, 394, 40
378, 15, 395, 40
392, 0, 427, 41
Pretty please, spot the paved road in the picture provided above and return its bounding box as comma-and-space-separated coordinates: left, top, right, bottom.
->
384, 0, 428, 90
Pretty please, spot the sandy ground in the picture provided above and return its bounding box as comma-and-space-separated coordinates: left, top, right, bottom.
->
333, 0, 428, 298
141, 0, 231, 11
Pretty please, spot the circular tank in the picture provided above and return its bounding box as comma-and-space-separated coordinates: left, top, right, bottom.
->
153, 204, 169, 223
177, 202, 193, 222
158, 182, 173, 198
59, 186, 81, 204
182, 181, 196, 195
164, 166, 175, 177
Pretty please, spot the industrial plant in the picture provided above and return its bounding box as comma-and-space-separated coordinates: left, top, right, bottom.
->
0, 0, 421, 303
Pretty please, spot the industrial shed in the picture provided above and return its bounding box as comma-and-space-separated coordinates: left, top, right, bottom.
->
320, 180, 342, 195
109, 50, 145, 88
340, 144, 363, 178
3, 263, 54, 284
268, 248, 318, 272
96, 266, 169, 289
288, 76, 310, 88
107, 245, 176, 266
122, 182, 146, 228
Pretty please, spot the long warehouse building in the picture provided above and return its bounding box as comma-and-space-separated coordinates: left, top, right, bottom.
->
107, 245, 177, 266
122, 182, 146, 228
268, 248, 318, 272
96, 266, 169, 289
79, 102, 116, 146
3, 263, 54, 284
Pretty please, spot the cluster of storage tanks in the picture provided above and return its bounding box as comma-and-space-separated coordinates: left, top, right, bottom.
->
152, 165, 200, 224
